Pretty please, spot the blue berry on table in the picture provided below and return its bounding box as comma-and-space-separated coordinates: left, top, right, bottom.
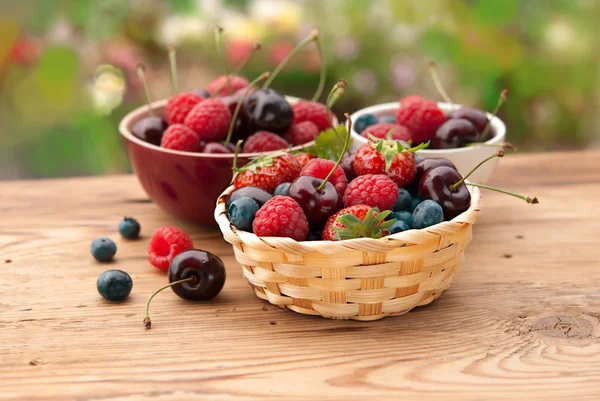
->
118, 217, 140, 239
354, 113, 378, 134
378, 114, 397, 124
274, 182, 291, 196
91, 237, 117, 262
409, 196, 422, 213
228, 197, 260, 232
97, 270, 132, 302
393, 188, 412, 212
412, 200, 444, 229
387, 220, 410, 235
389, 211, 412, 228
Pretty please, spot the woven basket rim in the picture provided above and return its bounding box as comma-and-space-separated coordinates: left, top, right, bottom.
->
215, 183, 481, 254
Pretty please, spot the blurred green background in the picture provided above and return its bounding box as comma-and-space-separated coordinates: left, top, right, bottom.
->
1, 0, 599, 180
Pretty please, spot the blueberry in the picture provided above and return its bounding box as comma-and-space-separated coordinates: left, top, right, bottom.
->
274, 182, 291, 196
393, 188, 412, 211
118, 217, 140, 239
91, 237, 117, 262
354, 113, 378, 134
387, 220, 409, 235
412, 200, 444, 229
228, 197, 260, 232
97, 269, 132, 302
378, 114, 397, 124
306, 231, 322, 241
389, 211, 412, 228
409, 196, 421, 213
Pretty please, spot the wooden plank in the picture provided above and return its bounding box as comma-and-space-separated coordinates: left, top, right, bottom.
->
1, 151, 599, 401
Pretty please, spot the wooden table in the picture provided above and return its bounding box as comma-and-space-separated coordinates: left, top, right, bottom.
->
1, 151, 599, 400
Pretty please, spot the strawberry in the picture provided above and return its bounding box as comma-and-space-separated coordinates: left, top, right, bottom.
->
234, 152, 301, 193
295, 153, 315, 168
395, 95, 445, 145
322, 205, 394, 241
353, 135, 428, 188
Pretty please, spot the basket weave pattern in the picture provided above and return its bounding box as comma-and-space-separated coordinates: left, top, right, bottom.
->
215, 186, 481, 321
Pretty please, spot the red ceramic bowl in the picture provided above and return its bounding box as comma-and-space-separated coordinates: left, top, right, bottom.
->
119, 97, 312, 226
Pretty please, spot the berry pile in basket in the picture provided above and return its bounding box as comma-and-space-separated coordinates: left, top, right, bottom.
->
355, 62, 509, 150
226, 100, 539, 242
131, 27, 332, 155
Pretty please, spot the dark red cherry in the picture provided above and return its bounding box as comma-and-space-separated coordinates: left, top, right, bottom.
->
449, 107, 488, 133
418, 166, 470, 220
244, 88, 293, 134
168, 249, 226, 301
227, 186, 272, 208
202, 142, 233, 154
191, 88, 211, 98
340, 154, 357, 182
131, 116, 168, 146
415, 158, 457, 184
432, 118, 477, 149
288, 175, 343, 230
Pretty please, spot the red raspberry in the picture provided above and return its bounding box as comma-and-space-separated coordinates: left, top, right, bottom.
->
160, 124, 201, 152
148, 226, 193, 271
252, 196, 309, 241
300, 158, 348, 195
321, 204, 374, 241
295, 153, 315, 168
395, 95, 445, 145
243, 131, 289, 153
353, 139, 417, 188
234, 153, 301, 193
288, 121, 320, 145
292, 100, 332, 131
361, 122, 411, 142
164, 92, 203, 125
184, 98, 231, 142
343, 174, 398, 210
207, 75, 249, 96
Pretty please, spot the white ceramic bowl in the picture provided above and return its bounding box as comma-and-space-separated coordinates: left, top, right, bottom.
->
349, 102, 506, 184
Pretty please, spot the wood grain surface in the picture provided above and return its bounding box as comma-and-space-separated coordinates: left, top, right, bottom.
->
1, 151, 600, 401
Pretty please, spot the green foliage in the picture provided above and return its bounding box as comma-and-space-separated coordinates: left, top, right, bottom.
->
305, 125, 351, 161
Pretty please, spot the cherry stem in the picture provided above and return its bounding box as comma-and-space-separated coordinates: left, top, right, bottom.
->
317, 113, 352, 192
428, 61, 453, 104
224, 71, 271, 146
214, 26, 232, 93
168, 45, 178, 94
325, 79, 347, 144
143, 276, 196, 330
466, 141, 517, 151
136, 64, 154, 117
449, 149, 504, 191
466, 183, 539, 204
236, 42, 262, 74
232, 139, 242, 171
262, 28, 319, 89
311, 32, 326, 102
478, 89, 508, 141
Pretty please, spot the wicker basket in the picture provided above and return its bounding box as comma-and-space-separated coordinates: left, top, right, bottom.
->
215, 186, 481, 321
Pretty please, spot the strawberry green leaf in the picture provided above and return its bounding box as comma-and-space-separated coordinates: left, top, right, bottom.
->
305, 124, 351, 161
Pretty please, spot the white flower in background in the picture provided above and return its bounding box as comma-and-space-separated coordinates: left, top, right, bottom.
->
390, 56, 416, 90
89, 65, 125, 115
46, 17, 73, 43
220, 11, 261, 42
249, 0, 302, 32
158, 15, 208, 45
543, 19, 588, 57
389, 24, 420, 47
353, 70, 377, 95
334, 36, 359, 61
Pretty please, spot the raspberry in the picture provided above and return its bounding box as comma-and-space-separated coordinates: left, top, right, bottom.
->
395, 95, 445, 145
234, 153, 301, 193
184, 98, 231, 142
295, 153, 315, 168
292, 100, 332, 131
252, 196, 309, 241
207, 75, 249, 96
343, 174, 399, 211
160, 124, 201, 152
148, 226, 193, 271
164, 92, 203, 125
300, 158, 348, 195
243, 131, 289, 153
361, 122, 411, 142
288, 121, 320, 145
